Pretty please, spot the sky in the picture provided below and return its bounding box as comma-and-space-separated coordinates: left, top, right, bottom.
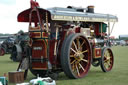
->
0, 0, 128, 38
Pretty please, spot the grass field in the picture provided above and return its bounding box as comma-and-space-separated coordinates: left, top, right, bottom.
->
0, 46, 128, 85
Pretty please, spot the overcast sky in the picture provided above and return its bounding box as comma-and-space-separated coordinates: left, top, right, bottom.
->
0, 0, 128, 37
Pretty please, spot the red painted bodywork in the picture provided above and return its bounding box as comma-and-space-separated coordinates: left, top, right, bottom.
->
32, 40, 48, 69
95, 23, 100, 36
18, 8, 51, 22
30, 0, 39, 8
17, 0, 51, 23
94, 48, 101, 58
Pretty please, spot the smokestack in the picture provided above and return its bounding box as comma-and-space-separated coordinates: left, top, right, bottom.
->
86, 6, 94, 13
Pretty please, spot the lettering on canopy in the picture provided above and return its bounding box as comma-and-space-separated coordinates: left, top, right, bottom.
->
51, 15, 117, 22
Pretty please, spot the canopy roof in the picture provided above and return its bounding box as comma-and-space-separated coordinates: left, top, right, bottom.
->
48, 7, 118, 22
17, 8, 51, 22
18, 7, 118, 22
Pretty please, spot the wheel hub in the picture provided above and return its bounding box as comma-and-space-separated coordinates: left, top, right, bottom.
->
74, 51, 84, 62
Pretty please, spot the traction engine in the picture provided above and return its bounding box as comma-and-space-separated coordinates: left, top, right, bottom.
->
17, 0, 118, 79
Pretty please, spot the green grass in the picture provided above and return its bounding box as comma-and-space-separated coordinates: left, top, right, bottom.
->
0, 46, 128, 85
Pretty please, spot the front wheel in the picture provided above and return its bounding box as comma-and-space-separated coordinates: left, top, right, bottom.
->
100, 47, 114, 72
10, 45, 22, 62
61, 34, 92, 79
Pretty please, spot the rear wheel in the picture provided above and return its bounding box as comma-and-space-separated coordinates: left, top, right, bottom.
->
100, 47, 114, 72
0, 47, 5, 56
61, 34, 92, 79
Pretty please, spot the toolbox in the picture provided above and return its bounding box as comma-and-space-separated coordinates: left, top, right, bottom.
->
8, 71, 24, 83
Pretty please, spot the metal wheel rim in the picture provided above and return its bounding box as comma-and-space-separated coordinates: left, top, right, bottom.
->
69, 36, 91, 77
103, 48, 113, 71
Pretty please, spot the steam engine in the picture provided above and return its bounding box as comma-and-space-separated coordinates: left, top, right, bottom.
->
17, 0, 118, 79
